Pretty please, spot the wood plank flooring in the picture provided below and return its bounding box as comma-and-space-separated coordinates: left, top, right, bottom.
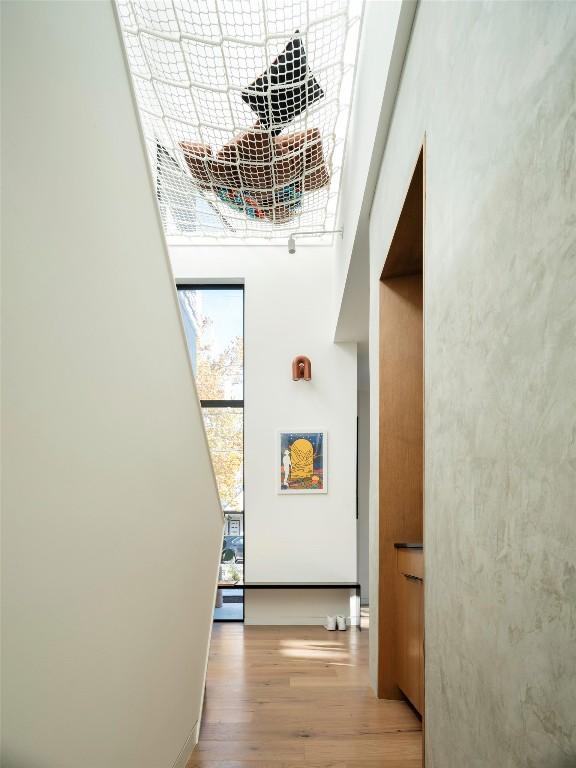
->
187, 618, 422, 768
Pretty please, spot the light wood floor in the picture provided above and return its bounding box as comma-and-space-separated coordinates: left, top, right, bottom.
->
188, 618, 422, 768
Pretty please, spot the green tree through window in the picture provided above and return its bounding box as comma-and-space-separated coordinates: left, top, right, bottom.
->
177, 286, 244, 512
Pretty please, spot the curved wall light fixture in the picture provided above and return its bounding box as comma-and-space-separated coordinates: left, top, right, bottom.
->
292, 356, 312, 381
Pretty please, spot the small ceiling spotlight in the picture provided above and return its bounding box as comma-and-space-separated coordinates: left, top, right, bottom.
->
287, 229, 343, 253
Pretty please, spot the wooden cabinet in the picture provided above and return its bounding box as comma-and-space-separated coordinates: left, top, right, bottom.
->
396, 548, 424, 715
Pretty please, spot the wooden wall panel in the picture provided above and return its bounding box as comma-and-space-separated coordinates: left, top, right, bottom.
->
378, 274, 423, 699
381, 152, 423, 279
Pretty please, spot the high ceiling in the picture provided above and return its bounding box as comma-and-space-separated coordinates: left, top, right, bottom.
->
116, 0, 362, 242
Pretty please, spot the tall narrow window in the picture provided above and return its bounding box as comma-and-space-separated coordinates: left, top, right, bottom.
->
177, 285, 244, 621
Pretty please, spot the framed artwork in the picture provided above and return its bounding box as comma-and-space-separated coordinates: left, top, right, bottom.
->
277, 430, 327, 494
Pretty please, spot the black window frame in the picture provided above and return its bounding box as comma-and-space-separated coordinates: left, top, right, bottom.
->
177, 283, 245, 622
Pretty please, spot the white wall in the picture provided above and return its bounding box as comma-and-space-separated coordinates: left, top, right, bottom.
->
332, 0, 416, 343
357, 384, 370, 604
1, 3, 223, 767
332, 1, 416, 614
368, 2, 576, 764
171, 245, 358, 621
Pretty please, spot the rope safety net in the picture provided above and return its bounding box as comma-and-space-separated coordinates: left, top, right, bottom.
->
116, 0, 362, 240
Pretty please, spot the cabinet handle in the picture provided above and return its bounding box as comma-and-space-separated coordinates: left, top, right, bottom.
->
403, 574, 423, 582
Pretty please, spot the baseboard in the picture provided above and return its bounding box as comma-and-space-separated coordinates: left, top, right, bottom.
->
244, 589, 359, 626
244, 615, 359, 626
172, 722, 199, 768
245, 616, 323, 625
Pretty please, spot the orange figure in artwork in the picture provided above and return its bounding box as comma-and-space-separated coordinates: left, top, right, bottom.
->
290, 438, 314, 480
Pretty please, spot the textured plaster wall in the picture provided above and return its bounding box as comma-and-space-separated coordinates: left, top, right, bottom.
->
369, 2, 576, 765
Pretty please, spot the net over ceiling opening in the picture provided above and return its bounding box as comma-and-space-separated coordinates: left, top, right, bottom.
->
116, 0, 362, 241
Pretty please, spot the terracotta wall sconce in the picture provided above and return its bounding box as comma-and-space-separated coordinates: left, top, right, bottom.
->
292, 355, 312, 381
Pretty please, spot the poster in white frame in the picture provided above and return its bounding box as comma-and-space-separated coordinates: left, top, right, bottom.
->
277, 430, 327, 494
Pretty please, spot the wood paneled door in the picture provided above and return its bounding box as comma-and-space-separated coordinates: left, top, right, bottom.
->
377, 145, 425, 756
